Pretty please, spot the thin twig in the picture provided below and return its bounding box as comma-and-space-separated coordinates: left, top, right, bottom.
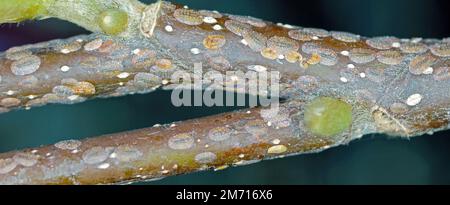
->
0, 0, 449, 184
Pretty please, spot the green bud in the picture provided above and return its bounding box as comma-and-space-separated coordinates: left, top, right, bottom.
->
97, 8, 129, 35
304, 97, 352, 137
0, 0, 52, 23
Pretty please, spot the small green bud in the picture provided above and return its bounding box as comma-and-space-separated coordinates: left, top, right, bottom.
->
97, 8, 129, 35
0, 0, 51, 23
304, 97, 352, 137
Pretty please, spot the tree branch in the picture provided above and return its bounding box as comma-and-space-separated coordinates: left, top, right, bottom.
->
0, 104, 320, 184
0, 0, 449, 184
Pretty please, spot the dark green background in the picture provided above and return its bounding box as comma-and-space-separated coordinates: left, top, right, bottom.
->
0, 0, 449, 184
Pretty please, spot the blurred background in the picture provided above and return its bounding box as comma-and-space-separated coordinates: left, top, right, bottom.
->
0, 0, 450, 184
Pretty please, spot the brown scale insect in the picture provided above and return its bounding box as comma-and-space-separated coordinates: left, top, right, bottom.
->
203, 35, 226, 50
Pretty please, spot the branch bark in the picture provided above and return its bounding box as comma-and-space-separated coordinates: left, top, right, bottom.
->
0, 104, 323, 185
0, 0, 449, 184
